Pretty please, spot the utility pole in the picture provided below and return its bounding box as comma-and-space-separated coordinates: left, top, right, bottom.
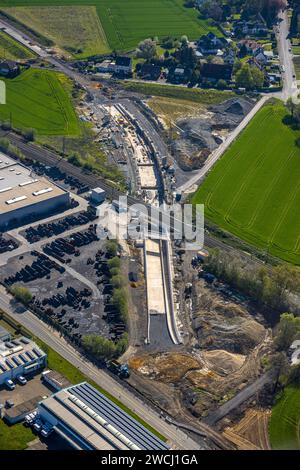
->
62, 136, 66, 156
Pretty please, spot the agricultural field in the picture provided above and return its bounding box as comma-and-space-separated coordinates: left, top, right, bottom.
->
0, 30, 36, 60
0, 68, 80, 136
0, 0, 221, 53
1, 5, 110, 58
192, 101, 300, 265
269, 383, 300, 450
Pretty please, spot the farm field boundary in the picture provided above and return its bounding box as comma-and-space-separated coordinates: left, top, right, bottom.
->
192, 102, 300, 265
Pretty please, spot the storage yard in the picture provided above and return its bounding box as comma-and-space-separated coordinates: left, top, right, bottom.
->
0, 239, 126, 340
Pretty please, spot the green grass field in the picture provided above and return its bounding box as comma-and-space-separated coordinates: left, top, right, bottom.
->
2, 5, 110, 58
0, 30, 36, 60
121, 80, 235, 104
0, 68, 80, 135
0, 0, 220, 53
192, 101, 300, 265
269, 383, 300, 450
293, 56, 300, 80
0, 420, 35, 450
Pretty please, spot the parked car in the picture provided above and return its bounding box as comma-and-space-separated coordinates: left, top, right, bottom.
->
17, 375, 27, 385
33, 420, 42, 432
5, 399, 14, 408
5, 379, 15, 390
41, 424, 53, 438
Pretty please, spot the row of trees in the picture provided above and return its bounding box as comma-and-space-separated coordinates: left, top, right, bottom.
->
82, 241, 129, 363
203, 249, 300, 314
269, 313, 300, 390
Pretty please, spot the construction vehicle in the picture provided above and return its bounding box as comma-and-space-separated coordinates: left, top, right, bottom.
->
107, 360, 130, 379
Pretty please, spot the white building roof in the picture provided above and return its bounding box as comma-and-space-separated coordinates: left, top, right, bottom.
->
0, 337, 46, 374
0, 153, 67, 214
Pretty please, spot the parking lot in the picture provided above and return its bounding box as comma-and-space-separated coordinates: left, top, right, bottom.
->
0, 373, 51, 409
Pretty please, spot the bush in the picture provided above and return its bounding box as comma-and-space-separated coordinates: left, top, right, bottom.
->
111, 274, 125, 288
22, 128, 35, 142
82, 335, 116, 361
10, 285, 32, 305
108, 256, 121, 270
112, 287, 128, 322
105, 240, 118, 258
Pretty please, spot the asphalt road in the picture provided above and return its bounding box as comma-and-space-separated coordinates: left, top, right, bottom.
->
0, 285, 202, 450
277, 9, 298, 102
176, 95, 269, 194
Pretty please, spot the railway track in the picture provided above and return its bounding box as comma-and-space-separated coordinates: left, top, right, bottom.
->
3, 131, 269, 270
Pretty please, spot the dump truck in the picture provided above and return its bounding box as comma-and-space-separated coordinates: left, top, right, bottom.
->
107, 360, 130, 379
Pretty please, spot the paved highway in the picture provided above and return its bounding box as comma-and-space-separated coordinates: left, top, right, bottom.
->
0, 285, 202, 450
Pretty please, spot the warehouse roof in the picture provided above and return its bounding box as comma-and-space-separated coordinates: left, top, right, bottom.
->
0, 337, 46, 374
0, 153, 16, 170
39, 382, 169, 450
0, 155, 67, 214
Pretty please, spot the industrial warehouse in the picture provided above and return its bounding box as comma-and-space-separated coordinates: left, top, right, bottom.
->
0, 334, 47, 385
0, 153, 70, 231
37, 382, 169, 450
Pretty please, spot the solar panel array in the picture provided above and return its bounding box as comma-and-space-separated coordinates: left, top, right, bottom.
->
70, 382, 168, 450
33, 347, 42, 358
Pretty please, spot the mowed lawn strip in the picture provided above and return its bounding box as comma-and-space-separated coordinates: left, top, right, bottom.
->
192, 101, 300, 264
269, 383, 300, 450
0, 0, 221, 52
0, 68, 80, 135
2, 5, 110, 58
121, 80, 235, 104
0, 30, 36, 60
0, 419, 35, 450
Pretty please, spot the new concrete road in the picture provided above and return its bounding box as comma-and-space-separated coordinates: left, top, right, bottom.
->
0, 286, 202, 450
176, 95, 269, 194
277, 9, 298, 102
203, 370, 274, 426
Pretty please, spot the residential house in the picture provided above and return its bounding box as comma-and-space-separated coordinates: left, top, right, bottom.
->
168, 66, 189, 84
234, 19, 268, 38
238, 39, 263, 57
197, 32, 227, 55
247, 57, 264, 72
201, 63, 233, 83
0, 60, 20, 78
114, 56, 132, 76
95, 60, 115, 73
138, 63, 162, 81
223, 48, 236, 65
253, 50, 268, 66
